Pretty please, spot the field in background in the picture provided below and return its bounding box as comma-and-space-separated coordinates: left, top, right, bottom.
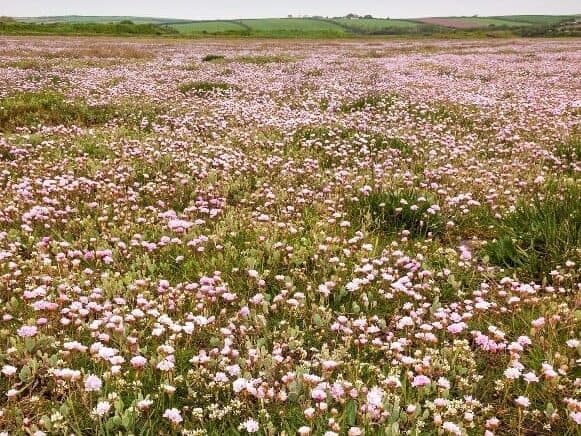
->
3, 14, 580, 37
413, 17, 533, 29
0, 36, 579, 435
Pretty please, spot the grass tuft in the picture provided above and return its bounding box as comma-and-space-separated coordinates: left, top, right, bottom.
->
347, 189, 444, 238
0, 91, 112, 131
235, 55, 293, 64
178, 81, 237, 95
484, 181, 580, 279
554, 134, 580, 168
0, 91, 160, 132
340, 94, 397, 113
202, 54, 226, 62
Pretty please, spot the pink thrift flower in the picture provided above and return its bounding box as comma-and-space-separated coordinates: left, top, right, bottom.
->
163, 408, 183, 425
241, 418, 259, 433
17, 325, 38, 337
515, 396, 530, 408
84, 374, 102, 392
411, 375, 431, 388
130, 355, 147, 369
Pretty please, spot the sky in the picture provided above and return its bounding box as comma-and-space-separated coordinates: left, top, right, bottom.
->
1, 0, 579, 20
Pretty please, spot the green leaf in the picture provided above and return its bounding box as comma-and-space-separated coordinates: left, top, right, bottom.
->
345, 399, 357, 426
312, 313, 323, 326
24, 337, 36, 353
19, 366, 31, 383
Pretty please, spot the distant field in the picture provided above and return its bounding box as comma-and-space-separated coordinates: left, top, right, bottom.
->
491, 15, 576, 25
238, 18, 347, 35
170, 18, 350, 37
332, 18, 420, 31
6, 14, 581, 37
413, 17, 532, 29
17, 15, 190, 25
169, 21, 250, 34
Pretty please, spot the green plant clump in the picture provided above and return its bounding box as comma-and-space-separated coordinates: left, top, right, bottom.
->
348, 189, 445, 239
484, 182, 580, 279
178, 81, 237, 94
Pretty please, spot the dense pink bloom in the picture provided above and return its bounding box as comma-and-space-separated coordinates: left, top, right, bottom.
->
17, 325, 38, 337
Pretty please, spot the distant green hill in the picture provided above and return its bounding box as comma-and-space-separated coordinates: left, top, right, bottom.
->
16, 15, 191, 24
3, 14, 580, 37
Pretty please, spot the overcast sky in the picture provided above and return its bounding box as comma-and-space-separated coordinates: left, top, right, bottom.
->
2, 0, 579, 20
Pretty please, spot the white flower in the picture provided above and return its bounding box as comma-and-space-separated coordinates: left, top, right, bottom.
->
515, 396, 530, 408
442, 421, 462, 435
1, 365, 17, 376
241, 418, 259, 433
93, 401, 111, 417
137, 399, 153, 411
84, 374, 102, 392
566, 339, 579, 348
163, 408, 183, 425
523, 371, 539, 383
366, 387, 385, 408
233, 378, 247, 393
504, 367, 521, 380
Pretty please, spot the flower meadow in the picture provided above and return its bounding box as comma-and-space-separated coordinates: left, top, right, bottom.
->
0, 36, 579, 435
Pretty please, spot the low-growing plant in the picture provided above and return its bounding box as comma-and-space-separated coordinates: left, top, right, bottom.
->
202, 54, 226, 62
366, 133, 412, 155
0, 91, 113, 131
554, 134, 580, 170
340, 93, 397, 113
347, 189, 445, 238
484, 181, 580, 279
178, 80, 237, 94
0, 91, 161, 132
235, 55, 293, 64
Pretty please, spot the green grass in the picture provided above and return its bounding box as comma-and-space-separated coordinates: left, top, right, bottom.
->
170, 21, 249, 35
442, 17, 533, 28
202, 54, 226, 62
5, 14, 580, 38
0, 92, 113, 131
178, 81, 237, 94
340, 94, 397, 113
15, 15, 189, 24
0, 91, 160, 132
239, 18, 345, 32
334, 18, 419, 28
484, 182, 580, 280
490, 15, 578, 25
235, 55, 293, 64
554, 134, 581, 167
333, 18, 420, 33
0, 20, 178, 36
347, 189, 445, 239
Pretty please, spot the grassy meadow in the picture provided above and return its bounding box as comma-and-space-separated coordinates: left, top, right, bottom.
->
0, 35, 579, 436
